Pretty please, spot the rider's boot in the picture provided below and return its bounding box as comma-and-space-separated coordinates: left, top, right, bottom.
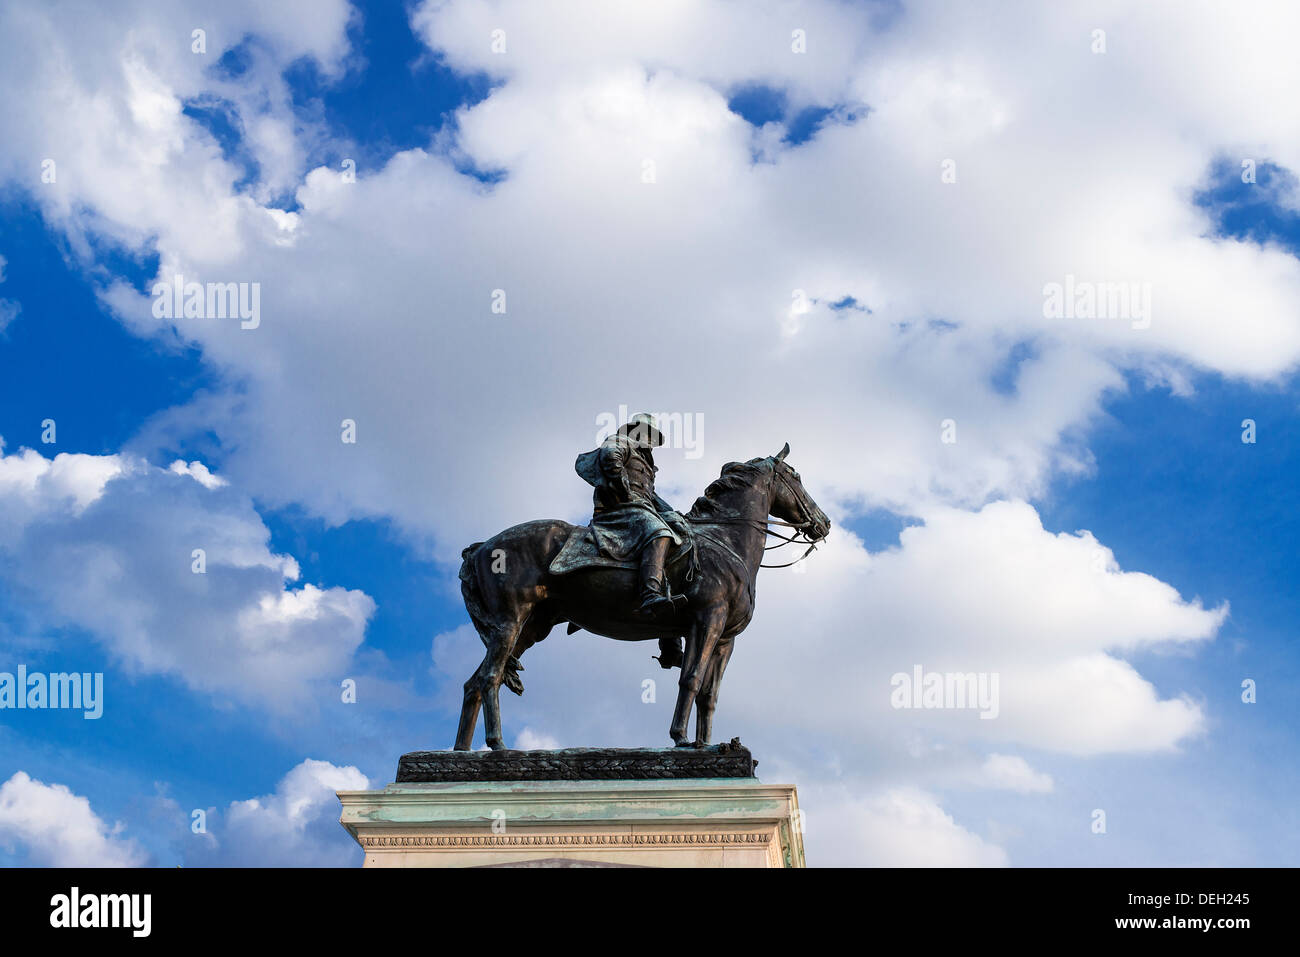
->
653, 636, 684, 669
634, 537, 684, 618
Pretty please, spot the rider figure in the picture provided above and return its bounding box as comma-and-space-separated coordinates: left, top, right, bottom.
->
575, 413, 689, 621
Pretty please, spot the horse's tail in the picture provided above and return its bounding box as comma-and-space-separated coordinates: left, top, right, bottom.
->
459, 541, 491, 647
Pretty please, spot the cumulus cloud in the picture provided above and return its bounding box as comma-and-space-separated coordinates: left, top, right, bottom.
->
184, 758, 369, 867
975, 754, 1054, 794
715, 500, 1222, 756
168, 459, 228, 489
0, 0, 354, 269
514, 727, 562, 750
0, 760, 368, 868
0, 253, 18, 333
0, 443, 374, 708
809, 787, 1009, 867
0, 771, 146, 866
412, 0, 877, 103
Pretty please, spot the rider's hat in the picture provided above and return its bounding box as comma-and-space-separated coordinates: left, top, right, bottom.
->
617, 412, 665, 447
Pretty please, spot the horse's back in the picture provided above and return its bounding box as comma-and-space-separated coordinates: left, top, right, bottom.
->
477, 518, 575, 547
467, 519, 578, 579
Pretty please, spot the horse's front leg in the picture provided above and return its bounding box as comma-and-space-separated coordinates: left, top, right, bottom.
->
694, 635, 735, 747
670, 605, 726, 747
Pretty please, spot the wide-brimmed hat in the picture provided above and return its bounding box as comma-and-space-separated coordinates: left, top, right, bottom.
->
617, 412, 665, 447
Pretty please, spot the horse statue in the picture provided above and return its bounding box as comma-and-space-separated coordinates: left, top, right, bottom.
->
454, 443, 831, 750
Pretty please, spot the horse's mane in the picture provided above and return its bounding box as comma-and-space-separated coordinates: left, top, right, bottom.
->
685, 458, 770, 520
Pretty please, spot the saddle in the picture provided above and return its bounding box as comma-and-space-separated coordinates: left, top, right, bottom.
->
549, 523, 697, 579
551, 523, 696, 651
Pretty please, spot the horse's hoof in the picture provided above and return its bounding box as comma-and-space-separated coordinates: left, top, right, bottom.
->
486, 738, 506, 751
673, 739, 694, 748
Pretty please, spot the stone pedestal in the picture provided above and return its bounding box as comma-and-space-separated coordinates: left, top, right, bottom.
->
337, 744, 804, 868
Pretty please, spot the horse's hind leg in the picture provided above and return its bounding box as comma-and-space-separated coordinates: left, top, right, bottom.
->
453, 521, 568, 750
479, 622, 525, 750
478, 610, 557, 749
454, 673, 483, 751
455, 616, 524, 751
503, 606, 555, 696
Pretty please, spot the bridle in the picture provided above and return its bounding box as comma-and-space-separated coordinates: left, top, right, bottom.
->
758, 464, 824, 567
684, 460, 824, 569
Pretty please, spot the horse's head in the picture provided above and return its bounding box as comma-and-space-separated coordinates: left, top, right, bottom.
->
767, 443, 831, 541
690, 445, 832, 543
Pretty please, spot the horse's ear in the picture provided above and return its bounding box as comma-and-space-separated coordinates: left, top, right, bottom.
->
775, 442, 790, 462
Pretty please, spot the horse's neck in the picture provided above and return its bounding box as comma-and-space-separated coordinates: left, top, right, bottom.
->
695, 485, 772, 576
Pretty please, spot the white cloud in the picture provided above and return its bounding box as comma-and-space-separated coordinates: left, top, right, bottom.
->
0, 443, 374, 709
976, 754, 1054, 794
0, 252, 17, 333
726, 500, 1221, 756
0, 0, 354, 266
412, 0, 881, 105
187, 759, 369, 867
0, 760, 368, 868
0, 771, 146, 866
514, 727, 561, 750
808, 787, 1008, 867
0, 300, 18, 334
168, 459, 229, 489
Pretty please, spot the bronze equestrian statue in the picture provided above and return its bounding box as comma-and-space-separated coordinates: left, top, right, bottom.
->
454, 414, 830, 750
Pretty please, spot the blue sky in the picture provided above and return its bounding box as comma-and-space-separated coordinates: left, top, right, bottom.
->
0, 0, 1297, 867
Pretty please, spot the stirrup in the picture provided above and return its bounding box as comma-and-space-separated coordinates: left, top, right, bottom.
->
634, 591, 687, 618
